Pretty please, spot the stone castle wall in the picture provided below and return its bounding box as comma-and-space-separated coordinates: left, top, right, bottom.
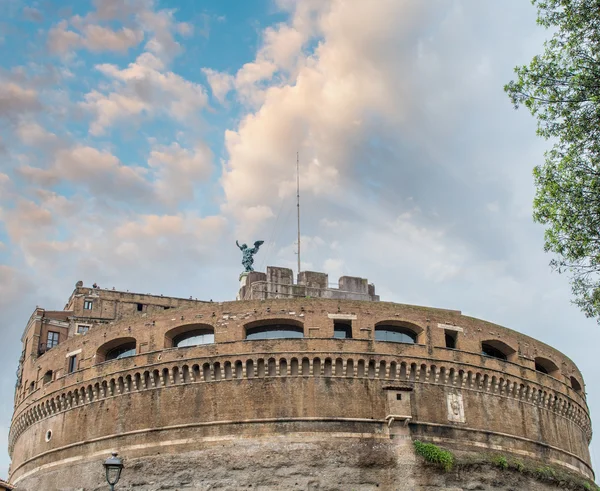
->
8, 293, 593, 490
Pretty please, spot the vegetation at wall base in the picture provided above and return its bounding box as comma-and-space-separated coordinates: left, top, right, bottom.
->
412, 444, 598, 490
453, 452, 599, 490
492, 455, 509, 470
505, 0, 600, 322
413, 440, 454, 472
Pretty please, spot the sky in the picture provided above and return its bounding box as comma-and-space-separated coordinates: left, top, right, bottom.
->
0, 0, 599, 482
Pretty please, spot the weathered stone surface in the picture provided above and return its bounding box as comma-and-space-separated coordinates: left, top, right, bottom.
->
14, 440, 576, 491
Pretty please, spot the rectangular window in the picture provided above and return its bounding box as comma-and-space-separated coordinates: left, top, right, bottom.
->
445, 330, 457, 349
77, 325, 90, 334
84, 300, 93, 310
68, 355, 77, 373
47, 331, 59, 349
333, 321, 352, 339
137, 303, 144, 312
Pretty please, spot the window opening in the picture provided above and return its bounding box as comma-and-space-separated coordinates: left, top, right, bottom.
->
534, 357, 558, 376
43, 370, 53, 384
396, 393, 402, 400
68, 355, 77, 373
29, 381, 35, 393
84, 300, 93, 310
333, 321, 352, 339
444, 330, 457, 349
105, 342, 136, 361
47, 331, 59, 349
570, 376, 582, 393
77, 325, 89, 334
375, 325, 417, 344
173, 329, 214, 347
246, 324, 304, 340
137, 303, 144, 312
481, 342, 507, 360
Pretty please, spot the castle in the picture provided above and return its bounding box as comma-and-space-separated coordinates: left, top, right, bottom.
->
7, 267, 594, 490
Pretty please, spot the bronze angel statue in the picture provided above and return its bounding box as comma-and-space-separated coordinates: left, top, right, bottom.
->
236, 240, 264, 272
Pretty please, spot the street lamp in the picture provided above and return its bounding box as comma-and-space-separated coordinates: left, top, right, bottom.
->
103, 452, 124, 490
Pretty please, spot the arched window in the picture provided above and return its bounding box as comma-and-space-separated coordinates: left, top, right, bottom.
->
96, 337, 137, 364
164, 324, 215, 348
43, 370, 53, 384
173, 329, 214, 347
375, 323, 420, 344
481, 340, 515, 361
534, 357, 559, 376
106, 342, 136, 361
570, 376, 582, 393
245, 320, 304, 340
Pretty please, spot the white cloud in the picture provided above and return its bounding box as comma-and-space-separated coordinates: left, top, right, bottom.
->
14, 135, 212, 207
23, 6, 43, 22
56, 145, 151, 199
202, 68, 234, 104
82, 53, 208, 134
16, 122, 61, 149
81, 25, 144, 52
0, 82, 41, 119
0, 199, 54, 243
47, 20, 81, 55
148, 142, 213, 205
47, 0, 189, 58
91, 0, 150, 22
137, 8, 186, 61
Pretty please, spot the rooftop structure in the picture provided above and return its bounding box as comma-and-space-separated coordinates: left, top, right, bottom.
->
238, 266, 379, 301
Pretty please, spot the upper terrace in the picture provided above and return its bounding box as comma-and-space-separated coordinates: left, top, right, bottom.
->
238, 266, 379, 301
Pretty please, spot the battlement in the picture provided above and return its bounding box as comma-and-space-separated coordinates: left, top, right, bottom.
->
238, 266, 380, 301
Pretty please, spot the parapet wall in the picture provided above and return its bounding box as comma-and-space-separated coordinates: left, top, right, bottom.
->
238, 266, 380, 301
8, 294, 593, 489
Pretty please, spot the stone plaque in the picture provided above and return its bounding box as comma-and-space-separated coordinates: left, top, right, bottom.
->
437, 323, 463, 332
447, 391, 465, 423
328, 313, 357, 320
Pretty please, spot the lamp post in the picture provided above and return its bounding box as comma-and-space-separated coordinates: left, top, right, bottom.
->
103, 452, 123, 490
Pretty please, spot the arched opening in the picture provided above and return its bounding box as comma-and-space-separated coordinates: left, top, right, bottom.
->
164, 324, 215, 348
480, 340, 515, 361
570, 376, 582, 393
96, 337, 137, 363
43, 370, 53, 385
534, 357, 559, 376
375, 321, 421, 344
245, 319, 304, 340
173, 329, 214, 347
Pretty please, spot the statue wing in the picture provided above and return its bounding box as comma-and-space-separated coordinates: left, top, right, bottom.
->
254, 240, 264, 248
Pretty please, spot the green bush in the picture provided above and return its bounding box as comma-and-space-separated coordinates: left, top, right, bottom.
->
535, 466, 557, 481
510, 459, 525, 473
413, 440, 454, 472
493, 455, 508, 470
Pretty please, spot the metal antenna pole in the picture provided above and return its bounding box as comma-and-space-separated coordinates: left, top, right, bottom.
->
296, 151, 301, 276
